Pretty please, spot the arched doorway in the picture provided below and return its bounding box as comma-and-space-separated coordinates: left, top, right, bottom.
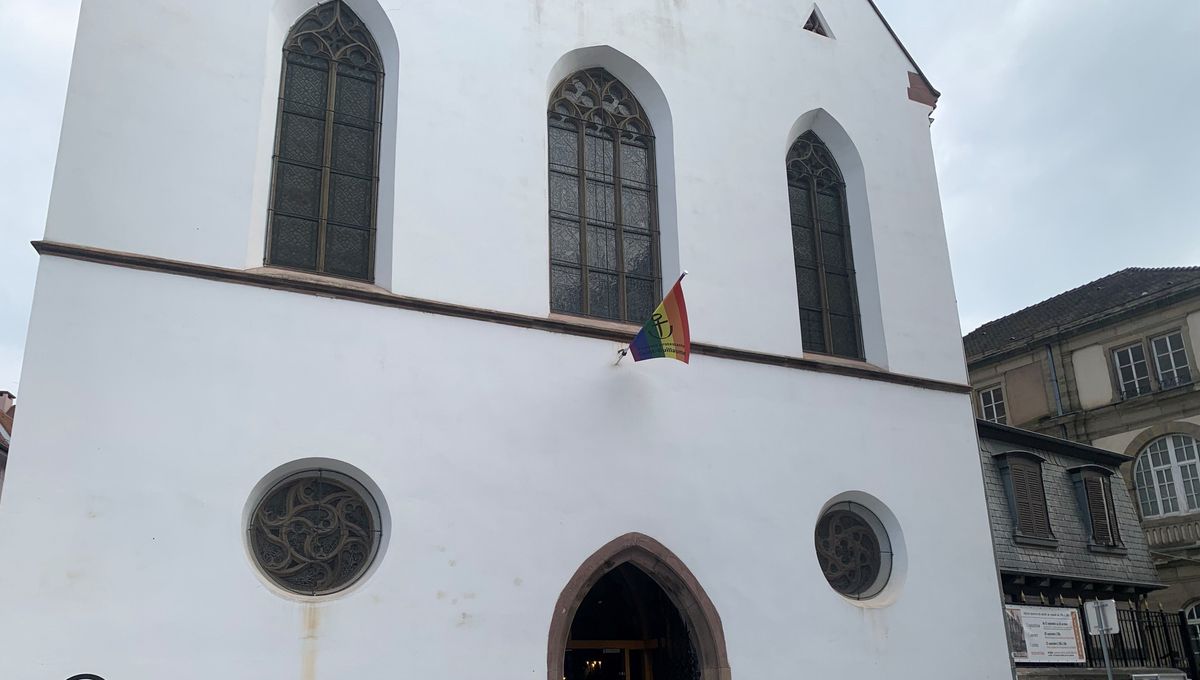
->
548, 533, 731, 680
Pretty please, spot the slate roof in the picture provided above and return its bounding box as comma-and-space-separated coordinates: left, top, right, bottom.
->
977, 421, 1162, 590
964, 267, 1200, 363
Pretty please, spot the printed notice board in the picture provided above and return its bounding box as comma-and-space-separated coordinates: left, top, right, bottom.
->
1004, 605, 1087, 664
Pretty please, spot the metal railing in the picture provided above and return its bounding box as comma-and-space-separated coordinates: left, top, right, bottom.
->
1076, 606, 1199, 677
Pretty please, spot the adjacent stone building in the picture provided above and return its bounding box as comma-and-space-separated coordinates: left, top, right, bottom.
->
966, 267, 1200, 624
977, 419, 1197, 678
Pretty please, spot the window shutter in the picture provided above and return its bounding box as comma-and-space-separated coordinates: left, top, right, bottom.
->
1085, 476, 1115, 546
1010, 458, 1052, 538
1104, 479, 1122, 545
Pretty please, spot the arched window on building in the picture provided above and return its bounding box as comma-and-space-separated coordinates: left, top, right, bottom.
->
1186, 602, 1200, 666
265, 1, 383, 281
548, 68, 659, 322
1134, 434, 1200, 518
786, 131, 863, 359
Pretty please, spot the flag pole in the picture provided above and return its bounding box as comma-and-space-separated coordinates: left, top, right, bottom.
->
615, 270, 688, 366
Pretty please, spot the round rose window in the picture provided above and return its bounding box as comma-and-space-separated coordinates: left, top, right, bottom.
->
248, 470, 381, 596
814, 501, 893, 600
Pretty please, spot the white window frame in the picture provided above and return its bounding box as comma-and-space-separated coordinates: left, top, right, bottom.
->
1112, 342, 1152, 399
1151, 330, 1193, 390
1134, 434, 1200, 518
1186, 602, 1200, 658
979, 384, 1007, 424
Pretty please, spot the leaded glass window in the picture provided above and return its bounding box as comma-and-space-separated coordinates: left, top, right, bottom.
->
786, 131, 863, 359
266, 1, 383, 281
548, 68, 660, 322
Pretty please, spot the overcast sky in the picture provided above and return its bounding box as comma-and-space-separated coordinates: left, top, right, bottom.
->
0, 0, 1197, 392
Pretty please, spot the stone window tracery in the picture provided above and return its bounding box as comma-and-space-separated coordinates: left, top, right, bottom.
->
248, 470, 382, 596
548, 68, 660, 322
787, 131, 863, 358
814, 500, 892, 599
266, 0, 383, 281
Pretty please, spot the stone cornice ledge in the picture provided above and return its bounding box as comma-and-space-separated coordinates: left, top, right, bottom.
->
32, 240, 971, 395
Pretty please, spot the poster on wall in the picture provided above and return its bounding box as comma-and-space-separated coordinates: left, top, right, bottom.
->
1003, 605, 1087, 664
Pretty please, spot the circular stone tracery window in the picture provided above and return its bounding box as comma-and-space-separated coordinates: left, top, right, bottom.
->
248, 470, 382, 596
814, 501, 893, 600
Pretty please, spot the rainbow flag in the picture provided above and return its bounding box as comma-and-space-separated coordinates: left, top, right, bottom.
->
628, 273, 690, 363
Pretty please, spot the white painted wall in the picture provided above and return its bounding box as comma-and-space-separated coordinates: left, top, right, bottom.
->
6, 0, 1011, 678
1092, 429, 1144, 457
1072, 344, 1114, 409
44, 0, 965, 382
3, 258, 1010, 679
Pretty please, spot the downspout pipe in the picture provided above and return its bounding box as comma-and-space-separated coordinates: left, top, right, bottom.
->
1046, 343, 1066, 437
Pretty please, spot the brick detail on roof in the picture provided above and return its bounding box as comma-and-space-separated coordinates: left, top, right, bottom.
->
906, 71, 937, 107
964, 267, 1200, 363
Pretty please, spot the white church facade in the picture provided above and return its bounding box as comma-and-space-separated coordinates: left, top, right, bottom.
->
1, 1, 1013, 678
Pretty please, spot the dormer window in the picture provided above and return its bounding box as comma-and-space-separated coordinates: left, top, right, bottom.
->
1069, 467, 1123, 550
996, 452, 1055, 545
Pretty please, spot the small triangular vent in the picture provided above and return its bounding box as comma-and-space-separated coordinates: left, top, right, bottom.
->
804, 9, 829, 37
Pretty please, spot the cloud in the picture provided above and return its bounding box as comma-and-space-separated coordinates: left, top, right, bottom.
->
879, 0, 1200, 332
0, 0, 80, 390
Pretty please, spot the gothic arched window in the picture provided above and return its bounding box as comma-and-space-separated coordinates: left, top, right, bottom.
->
548, 69, 660, 322
265, 1, 383, 281
786, 131, 863, 359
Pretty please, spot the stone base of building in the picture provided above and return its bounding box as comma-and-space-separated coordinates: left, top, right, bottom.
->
1017, 667, 1190, 679
1146, 545, 1200, 612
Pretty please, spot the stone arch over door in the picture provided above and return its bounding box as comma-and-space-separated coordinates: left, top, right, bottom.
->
547, 532, 731, 680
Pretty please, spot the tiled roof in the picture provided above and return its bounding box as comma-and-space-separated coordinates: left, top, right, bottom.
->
964, 267, 1200, 362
